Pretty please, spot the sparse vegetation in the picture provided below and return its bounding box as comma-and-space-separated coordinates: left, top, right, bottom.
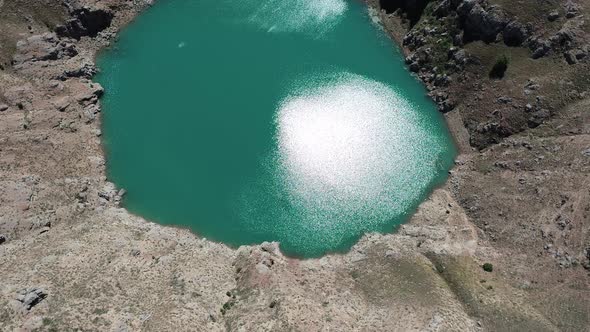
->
489, 55, 509, 79
220, 299, 235, 315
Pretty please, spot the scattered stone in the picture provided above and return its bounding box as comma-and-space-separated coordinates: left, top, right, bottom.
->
547, 11, 560, 22
551, 28, 575, 48
98, 191, 111, 201
438, 98, 455, 113
453, 49, 468, 65
98, 182, 117, 201
409, 62, 420, 72
453, 33, 463, 46
385, 250, 400, 259
60, 62, 98, 80
565, 1, 579, 18
0, 104, 8, 112
528, 109, 550, 128
524, 79, 540, 91
16, 288, 47, 310
0, 234, 6, 244
529, 38, 551, 59
91, 128, 102, 137
574, 49, 587, 60
76, 190, 87, 203
83, 104, 100, 123
90, 83, 104, 98
582, 149, 590, 157
52, 96, 71, 112
260, 241, 280, 256
57, 119, 77, 133
77, 83, 104, 104
494, 161, 509, 168
564, 51, 577, 65
558, 254, 577, 268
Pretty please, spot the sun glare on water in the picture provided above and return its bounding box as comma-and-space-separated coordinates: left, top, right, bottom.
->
237, 74, 448, 252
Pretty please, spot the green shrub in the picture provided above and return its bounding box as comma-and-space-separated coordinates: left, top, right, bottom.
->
489, 55, 509, 79
482, 263, 494, 272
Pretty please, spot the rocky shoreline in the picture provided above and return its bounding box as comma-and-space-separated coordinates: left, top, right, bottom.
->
0, 0, 588, 330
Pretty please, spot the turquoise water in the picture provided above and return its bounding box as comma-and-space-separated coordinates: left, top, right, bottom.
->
97, 0, 456, 258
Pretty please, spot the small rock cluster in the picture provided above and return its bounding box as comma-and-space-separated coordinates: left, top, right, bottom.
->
98, 182, 126, 205
393, 0, 535, 113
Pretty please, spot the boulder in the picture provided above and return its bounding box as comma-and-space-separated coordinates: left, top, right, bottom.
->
527, 109, 551, 127
458, 0, 508, 43
550, 28, 575, 48
547, 11, 560, 22
565, 1, 579, 18
98, 182, 117, 201
52, 96, 71, 112
16, 288, 47, 310
76, 83, 104, 105
503, 21, 529, 46
529, 38, 551, 59
574, 48, 587, 60
0, 104, 8, 112
83, 104, 100, 123
564, 51, 577, 65
60, 62, 98, 80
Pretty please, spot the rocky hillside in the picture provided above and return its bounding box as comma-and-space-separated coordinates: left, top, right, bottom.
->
0, 0, 588, 331
373, 0, 590, 148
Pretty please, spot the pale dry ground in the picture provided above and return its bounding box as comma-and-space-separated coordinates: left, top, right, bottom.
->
0, 0, 589, 331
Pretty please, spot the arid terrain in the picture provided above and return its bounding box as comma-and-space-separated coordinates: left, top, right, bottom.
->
0, 0, 588, 331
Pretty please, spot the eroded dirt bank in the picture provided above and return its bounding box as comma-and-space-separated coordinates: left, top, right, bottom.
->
0, 0, 588, 330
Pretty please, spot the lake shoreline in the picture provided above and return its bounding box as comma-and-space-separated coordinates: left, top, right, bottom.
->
97, 1, 458, 258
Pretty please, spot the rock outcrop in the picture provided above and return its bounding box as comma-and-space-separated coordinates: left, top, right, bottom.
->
12, 33, 77, 65
379, 0, 432, 25
457, 0, 508, 43
15, 288, 47, 311
55, 7, 114, 39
